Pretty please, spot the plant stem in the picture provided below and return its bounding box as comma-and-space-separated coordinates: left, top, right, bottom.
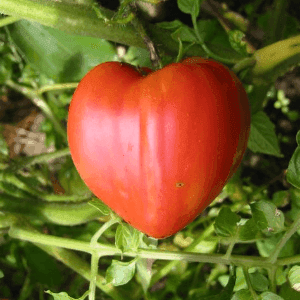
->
232, 57, 256, 74
10, 224, 300, 269
88, 218, 120, 299
267, 266, 278, 293
150, 223, 215, 285
37, 83, 78, 95
90, 218, 120, 245
89, 252, 101, 300
40, 244, 126, 300
5, 80, 67, 142
242, 266, 258, 300
0, 15, 21, 27
14, 147, 70, 169
130, 7, 161, 68
192, 14, 238, 64
267, 211, 300, 264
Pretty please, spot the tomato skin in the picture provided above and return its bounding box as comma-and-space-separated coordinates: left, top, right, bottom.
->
67, 58, 250, 239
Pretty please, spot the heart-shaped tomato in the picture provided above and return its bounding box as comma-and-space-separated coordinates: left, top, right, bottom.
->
67, 57, 251, 238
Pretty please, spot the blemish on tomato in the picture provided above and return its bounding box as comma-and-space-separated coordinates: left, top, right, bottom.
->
176, 182, 185, 187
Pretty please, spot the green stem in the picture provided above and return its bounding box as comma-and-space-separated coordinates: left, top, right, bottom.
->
89, 218, 120, 299
131, 12, 162, 68
11, 224, 300, 270
267, 266, 278, 293
37, 83, 78, 95
89, 253, 101, 300
90, 218, 120, 245
242, 266, 258, 300
192, 14, 238, 64
0, 15, 21, 27
13, 147, 70, 170
267, 211, 300, 264
231, 57, 256, 74
150, 223, 214, 285
40, 244, 126, 300
5, 80, 67, 142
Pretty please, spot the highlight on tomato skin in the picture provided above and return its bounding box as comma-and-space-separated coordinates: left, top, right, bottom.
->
67, 57, 251, 239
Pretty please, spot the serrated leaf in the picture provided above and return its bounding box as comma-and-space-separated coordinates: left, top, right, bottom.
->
249, 271, 269, 292
171, 25, 197, 43
136, 258, 155, 294
288, 265, 300, 292
259, 291, 284, 300
45, 290, 89, 300
8, 20, 115, 82
177, 0, 202, 18
287, 131, 300, 189
214, 207, 240, 237
250, 200, 285, 233
238, 218, 260, 241
248, 111, 282, 157
115, 223, 140, 252
105, 259, 136, 286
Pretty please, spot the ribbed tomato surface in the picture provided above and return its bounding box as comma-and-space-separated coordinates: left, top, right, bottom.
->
67, 57, 250, 238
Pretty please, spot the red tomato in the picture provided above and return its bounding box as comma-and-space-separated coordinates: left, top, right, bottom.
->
67, 57, 251, 239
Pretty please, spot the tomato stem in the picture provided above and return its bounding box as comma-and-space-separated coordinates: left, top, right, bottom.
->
192, 14, 239, 64
267, 211, 300, 264
130, 4, 162, 69
5, 80, 68, 143
242, 266, 259, 300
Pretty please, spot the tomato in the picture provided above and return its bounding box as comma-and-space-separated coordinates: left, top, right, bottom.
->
67, 57, 251, 239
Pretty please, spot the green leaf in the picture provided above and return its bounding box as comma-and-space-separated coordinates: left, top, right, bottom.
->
88, 198, 111, 216
231, 289, 252, 300
279, 282, 300, 299
259, 291, 284, 300
8, 19, 116, 82
201, 266, 236, 300
214, 207, 241, 237
59, 158, 91, 196
287, 131, 300, 189
171, 25, 197, 43
256, 234, 295, 258
288, 265, 300, 292
250, 200, 285, 233
105, 259, 136, 286
45, 290, 89, 300
115, 223, 140, 252
228, 30, 248, 56
248, 111, 282, 157
272, 190, 289, 207
136, 258, 154, 294
24, 244, 63, 286
249, 271, 269, 292
124, 46, 152, 68
238, 218, 261, 241
0, 269, 4, 278
177, 0, 201, 18
157, 20, 183, 30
